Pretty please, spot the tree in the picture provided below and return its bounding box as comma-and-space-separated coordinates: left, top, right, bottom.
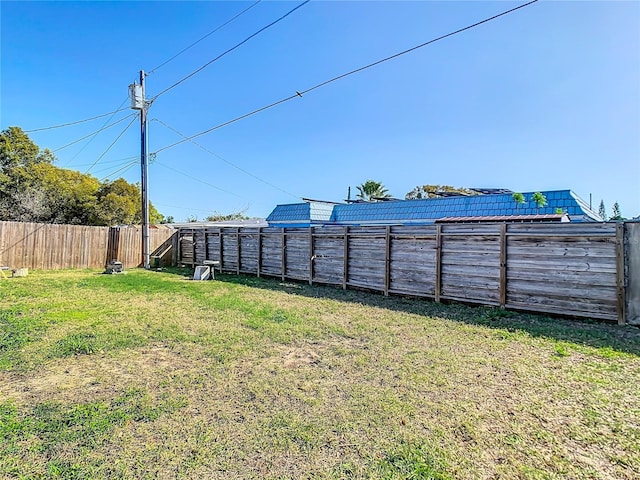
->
512, 192, 526, 211
405, 185, 474, 200
598, 200, 607, 221
205, 209, 250, 222
0, 126, 54, 171
531, 192, 547, 209
1, 127, 57, 220
610, 201, 624, 221
356, 180, 391, 201
92, 178, 163, 226
0, 127, 164, 225
30, 162, 101, 224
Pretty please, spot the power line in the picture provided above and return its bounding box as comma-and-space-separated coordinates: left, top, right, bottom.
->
153, 160, 244, 199
52, 112, 137, 153
61, 155, 139, 169
152, 0, 310, 100
61, 96, 131, 167
98, 160, 139, 183
152, 118, 300, 200
91, 157, 140, 176
153, 0, 538, 155
148, 1, 262, 75
23, 106, 131, 133
85, 114, 139, 174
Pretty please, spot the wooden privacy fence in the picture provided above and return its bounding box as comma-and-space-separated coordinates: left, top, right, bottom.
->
0, 221, 176, 270
178, 222, 638, 324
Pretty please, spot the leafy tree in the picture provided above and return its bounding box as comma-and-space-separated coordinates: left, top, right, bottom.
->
512, 192, 525, 211
610, 201, 624, 221
30, 162, 101, 224
1, 127, 57, 220
405, 185, 474, 200
160, 215, 175, 224
531, 192, 547, 209
356, 180, 391, 202
92, 178, 162, 226
0, 127, 164, 225
0, 126, 54, 171
598, 200, 607, 221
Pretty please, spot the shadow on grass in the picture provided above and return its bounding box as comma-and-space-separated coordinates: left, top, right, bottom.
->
211, 273, 640, 357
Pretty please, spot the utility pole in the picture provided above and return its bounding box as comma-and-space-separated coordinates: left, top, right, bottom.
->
140, 70, 150, 269
130, 71, 150, 269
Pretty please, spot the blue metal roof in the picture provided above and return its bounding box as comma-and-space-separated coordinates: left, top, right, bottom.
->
266, 190, 602, 226
266, 203, 310, 223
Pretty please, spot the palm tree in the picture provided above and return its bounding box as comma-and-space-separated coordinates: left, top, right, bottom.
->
356, 180, 391, 202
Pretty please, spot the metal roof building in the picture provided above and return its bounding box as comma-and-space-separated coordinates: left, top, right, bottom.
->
266, 190, 602, 227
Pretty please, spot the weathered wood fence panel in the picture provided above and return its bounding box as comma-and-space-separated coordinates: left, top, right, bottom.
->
0, 221, 175, 270
178, 222, 633, 323
504, 223, 618, 321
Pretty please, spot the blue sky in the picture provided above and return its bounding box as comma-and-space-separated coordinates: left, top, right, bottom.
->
2, 0, 639, 221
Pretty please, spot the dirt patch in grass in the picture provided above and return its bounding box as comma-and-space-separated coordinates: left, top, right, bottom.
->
0, 343, 199, 406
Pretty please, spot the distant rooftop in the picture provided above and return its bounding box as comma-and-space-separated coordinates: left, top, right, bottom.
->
168, 219, 268, 229
266, 190, 602, 227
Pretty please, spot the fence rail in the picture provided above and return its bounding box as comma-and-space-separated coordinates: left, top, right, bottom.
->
0, 221, 176, 270
178, 222, 639, 324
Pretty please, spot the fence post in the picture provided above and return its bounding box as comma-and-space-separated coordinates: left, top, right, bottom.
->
172, 230, 179, 267
343, 226, 349, 289
281, 228, 286, 281
616, 222, 626, 325
309, 227, 314, 285
219, 228, 224, 272
204, 229, 209, 262
500, 223, 507, 308
257, 227, 262, 278
192, 229, 196, 265
435, 224, 442, 302
625, 222, 640, 326
384, 226, 391, 296
236, 228, 241, 274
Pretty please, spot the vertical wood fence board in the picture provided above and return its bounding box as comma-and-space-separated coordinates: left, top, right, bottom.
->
500, 223, 507, 307
435, 225, 442, 302
343, 227, 348, 289
257, 228, 262, 277
616, 222, 626, 325
281, 229, 286, 281
0, 221, 171, 270
167, 222, 629, 323
625, 223, 640, 325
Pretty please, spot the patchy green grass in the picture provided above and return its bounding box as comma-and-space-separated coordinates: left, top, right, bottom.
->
0, 268, 639, 479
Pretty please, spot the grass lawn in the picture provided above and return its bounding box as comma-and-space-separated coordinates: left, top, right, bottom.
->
1, 268, 639, 479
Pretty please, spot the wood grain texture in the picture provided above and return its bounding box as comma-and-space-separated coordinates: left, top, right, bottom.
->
0, 221, 175, 269
175, 222, 625, 322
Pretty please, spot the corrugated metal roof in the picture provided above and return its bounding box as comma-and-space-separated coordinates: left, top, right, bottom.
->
266, 203, 310, 222
266, 190, 603, 226
436, 214, 568, 223
330, 190, 600, 224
